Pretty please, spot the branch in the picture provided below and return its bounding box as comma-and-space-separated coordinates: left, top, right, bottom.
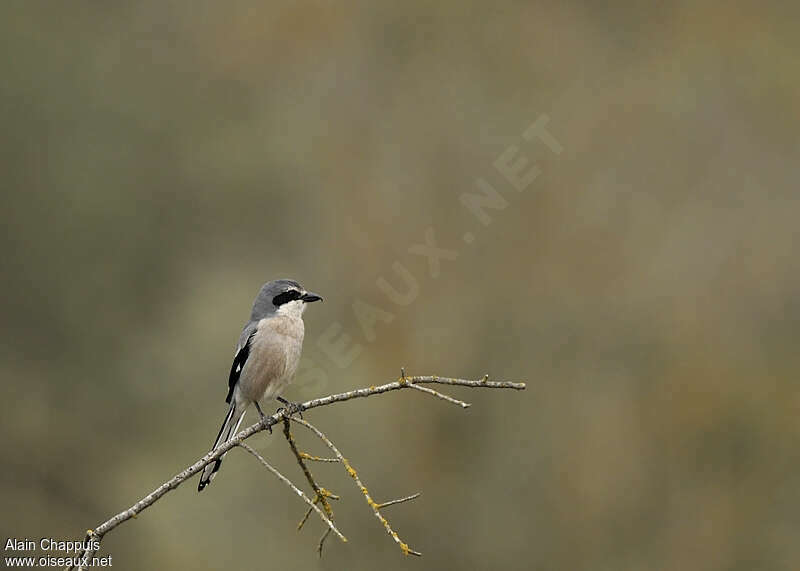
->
375, 492, 421, 509
66, 374, 525, 568
282, 417, 340, 556
239, 442, 346, 543
292, 417, 423, 556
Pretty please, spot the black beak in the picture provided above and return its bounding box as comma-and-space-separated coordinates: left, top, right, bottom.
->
301, 291, 323, 303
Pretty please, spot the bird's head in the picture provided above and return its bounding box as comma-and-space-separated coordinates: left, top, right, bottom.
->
251, 279, 323, 320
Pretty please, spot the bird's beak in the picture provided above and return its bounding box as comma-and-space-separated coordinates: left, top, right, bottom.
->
301, 291, 323, 303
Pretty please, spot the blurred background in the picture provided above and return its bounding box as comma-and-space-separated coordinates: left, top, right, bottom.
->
1, 1, 799, 569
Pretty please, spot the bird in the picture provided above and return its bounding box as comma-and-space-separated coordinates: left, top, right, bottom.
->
198, 279, 323, 491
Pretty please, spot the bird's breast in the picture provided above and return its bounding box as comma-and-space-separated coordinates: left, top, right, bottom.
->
237, 316, 305, 402
263, 314, 305, 341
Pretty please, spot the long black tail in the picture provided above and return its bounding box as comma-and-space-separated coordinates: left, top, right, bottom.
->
198, 402, 246, 491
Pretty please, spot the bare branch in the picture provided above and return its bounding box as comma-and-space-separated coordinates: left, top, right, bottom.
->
239, 443, 347, 544
297, 502, 316, 531
298, 452, 340, 463
282, 417, 339, 555
292, 417, 422, 557
66, 374, 525, 568
407, 382, 471, 408
376, 493, 422, 509
318, 528, 332, 557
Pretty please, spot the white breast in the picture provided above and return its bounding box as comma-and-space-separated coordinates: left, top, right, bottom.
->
235, 315, 305, 404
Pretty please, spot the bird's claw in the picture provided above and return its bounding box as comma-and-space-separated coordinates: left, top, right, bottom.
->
276, 397, 304, 419
254, 402, 273, 434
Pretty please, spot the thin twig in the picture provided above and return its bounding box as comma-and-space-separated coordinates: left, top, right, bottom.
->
283, 419, 336, 517
283, 418, 339, 555
407, 382, 471, 408
292, 417, 422, 557
66, 374, 525, 568
298, 452, 340, 462
296, 493, 341, 534
239, 442, 347, 544
318, 528, 332, 556
297, 502, 317, 531
376, 493, 422, 509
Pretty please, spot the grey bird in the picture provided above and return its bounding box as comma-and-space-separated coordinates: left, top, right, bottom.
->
198, 279, 323, 491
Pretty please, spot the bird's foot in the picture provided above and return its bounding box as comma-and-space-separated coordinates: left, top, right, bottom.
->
276, 396, 304, 419
254, 402, 273, 434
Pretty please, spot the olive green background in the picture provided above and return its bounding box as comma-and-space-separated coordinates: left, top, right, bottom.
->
2, 1, 798, 570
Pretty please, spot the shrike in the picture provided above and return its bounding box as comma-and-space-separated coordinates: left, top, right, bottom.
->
198, 279, 322, 491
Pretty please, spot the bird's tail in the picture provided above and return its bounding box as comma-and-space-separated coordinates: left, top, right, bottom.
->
198, 402, 246, 491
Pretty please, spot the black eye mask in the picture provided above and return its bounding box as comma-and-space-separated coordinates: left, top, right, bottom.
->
272, 289, 302, 306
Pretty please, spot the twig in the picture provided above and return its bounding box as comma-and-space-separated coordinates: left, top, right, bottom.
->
318, 528, 332, 555
298, 452, 340, 463
292, 417, 422, 557
282, 418, 339, 555
407, 382, 471, 408
66, 374, 525, 568
297, 501, 317, 532
376, 492, 421, 509
239, 443, 347, 544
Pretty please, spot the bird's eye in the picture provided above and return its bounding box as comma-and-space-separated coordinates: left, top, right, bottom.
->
272, 289, 302, 306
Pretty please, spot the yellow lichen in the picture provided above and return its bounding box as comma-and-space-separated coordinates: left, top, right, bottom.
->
400, 542, 410, 556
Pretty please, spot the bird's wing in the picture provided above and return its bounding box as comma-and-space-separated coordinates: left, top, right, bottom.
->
225, 322, 258, 404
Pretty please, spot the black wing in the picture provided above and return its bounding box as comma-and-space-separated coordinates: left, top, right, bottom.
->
225, 330, 256, 404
